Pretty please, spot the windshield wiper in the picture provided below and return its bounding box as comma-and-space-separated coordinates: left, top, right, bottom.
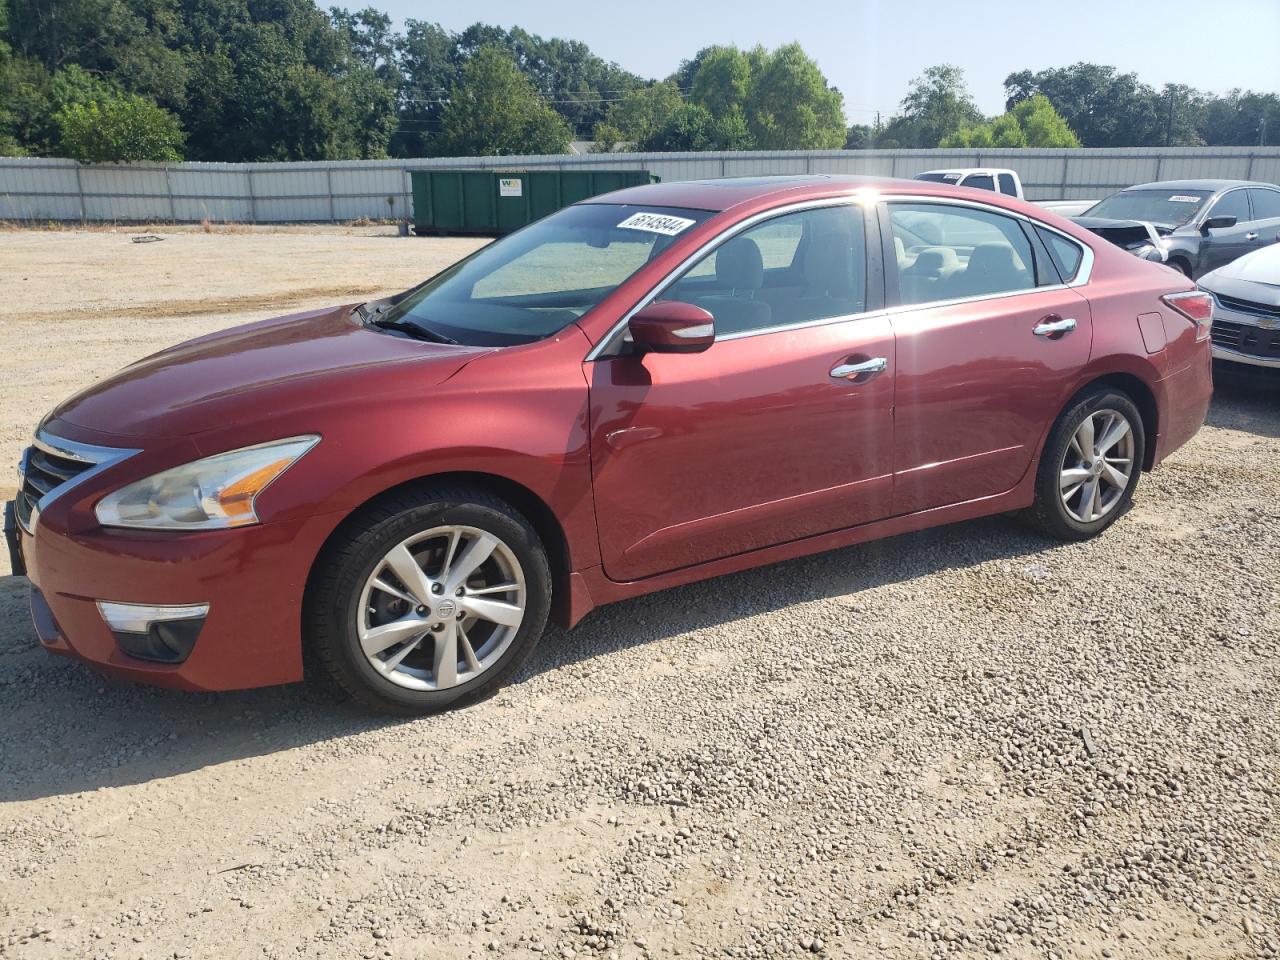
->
368, 315, 458, 345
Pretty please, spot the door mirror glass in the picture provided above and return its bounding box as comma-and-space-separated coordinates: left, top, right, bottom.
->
628, 301, 714, 353
1202, 215, 1237, 232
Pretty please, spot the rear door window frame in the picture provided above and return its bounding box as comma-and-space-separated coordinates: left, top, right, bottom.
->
877, 198, 1065, 310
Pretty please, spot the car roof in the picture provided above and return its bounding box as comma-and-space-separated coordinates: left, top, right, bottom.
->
585, 174, 992, 213
1122, 179, 1266, 193
919, 168, 1017, 176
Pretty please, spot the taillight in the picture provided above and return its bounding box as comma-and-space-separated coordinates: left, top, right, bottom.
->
1162, 291, 1214, 342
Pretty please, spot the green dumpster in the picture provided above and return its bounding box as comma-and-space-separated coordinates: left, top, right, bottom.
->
410, 169, 659, 236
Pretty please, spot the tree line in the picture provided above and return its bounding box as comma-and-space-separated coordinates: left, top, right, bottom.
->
0, 0, 1276, 163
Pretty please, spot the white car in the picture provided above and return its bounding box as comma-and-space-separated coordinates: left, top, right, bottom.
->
1198, 242, 1280, 370
914, 167, 1024, 199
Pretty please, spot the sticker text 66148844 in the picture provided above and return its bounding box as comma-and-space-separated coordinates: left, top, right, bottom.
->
616, 212, 697, 236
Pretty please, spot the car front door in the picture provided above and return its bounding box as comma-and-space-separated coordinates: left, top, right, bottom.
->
883, 200, 1092, 515
586, 201, 897, 583
1199, 188, 1257, 273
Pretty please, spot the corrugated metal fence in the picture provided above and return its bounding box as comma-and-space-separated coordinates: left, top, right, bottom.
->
3, 147, 1279, 224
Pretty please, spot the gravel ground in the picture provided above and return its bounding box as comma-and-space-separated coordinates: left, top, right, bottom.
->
1, 228, 1278, 960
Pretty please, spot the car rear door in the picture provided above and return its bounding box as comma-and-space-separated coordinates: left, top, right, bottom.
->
586, 200, 896, 583
1246, 188, 1280, 249
882, 198, 1092, 515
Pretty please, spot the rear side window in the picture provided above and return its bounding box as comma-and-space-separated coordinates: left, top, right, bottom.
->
962, 174, 996, 192
1208, 189, 1251, 223
997, 173, 1018, 196
1248, 188, 1280, 220
889, 202, 1038, 305
1036, 226, 1085, 282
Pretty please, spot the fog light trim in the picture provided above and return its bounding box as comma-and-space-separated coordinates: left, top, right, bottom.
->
97, 601, 210, 634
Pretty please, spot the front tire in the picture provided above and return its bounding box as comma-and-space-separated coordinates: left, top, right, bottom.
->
1025, 387, 1145, 541
306, 486, 551, 716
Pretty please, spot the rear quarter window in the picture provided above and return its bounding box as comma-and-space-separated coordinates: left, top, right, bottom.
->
1036, 226, 1085, 282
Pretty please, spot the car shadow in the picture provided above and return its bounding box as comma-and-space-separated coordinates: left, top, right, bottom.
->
1207, 362, 1280, 438
0, 513, 1050, 803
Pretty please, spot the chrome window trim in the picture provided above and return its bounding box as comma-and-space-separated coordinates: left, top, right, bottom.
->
584, 192, 1096, 361
17, 428, 139, 534
1198, 185, 1253, 228
584, 195, 877, 361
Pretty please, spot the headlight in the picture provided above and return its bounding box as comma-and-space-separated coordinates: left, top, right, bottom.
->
95, 436, 319, 530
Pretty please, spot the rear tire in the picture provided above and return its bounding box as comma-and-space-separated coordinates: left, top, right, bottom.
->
306, 486, 551, 716
1024, 387, 1145, 542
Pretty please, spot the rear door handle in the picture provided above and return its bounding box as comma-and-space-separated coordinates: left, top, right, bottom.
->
1246, 232, 1259, 241
830, 357, 888, 381
1033, 317, 1077, 338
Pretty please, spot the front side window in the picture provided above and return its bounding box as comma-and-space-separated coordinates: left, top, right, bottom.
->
1207, 189, 1251, 224
381, 203, 713, 346
1248, 189, 1280, 220
962, 175, 996, 192
660, 205, 868, 337
1084, 189, 1208, 229
890, 202, 1037, 305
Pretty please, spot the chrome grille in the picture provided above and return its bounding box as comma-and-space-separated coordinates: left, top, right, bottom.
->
15, 431, 138, 532
1215, 294, 1280, 322
1211, 317, 1280, 359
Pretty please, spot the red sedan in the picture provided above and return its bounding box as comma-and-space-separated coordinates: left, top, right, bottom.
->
6, 176, 1213, 714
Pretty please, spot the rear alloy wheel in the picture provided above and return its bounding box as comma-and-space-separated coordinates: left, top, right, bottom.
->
308, 488, 551, 715
1026, 388, 1145, 541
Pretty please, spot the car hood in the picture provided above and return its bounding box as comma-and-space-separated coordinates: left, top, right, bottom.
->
1071, 217, 1168, 254
51, 304, 489, 440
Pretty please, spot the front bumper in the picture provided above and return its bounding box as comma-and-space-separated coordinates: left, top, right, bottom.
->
18, 504, 338, 691
1211, 344, 1280, 370
1208, 299, 1280, 370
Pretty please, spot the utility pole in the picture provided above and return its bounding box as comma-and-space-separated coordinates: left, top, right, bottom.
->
1165, 89, 1174, 147
1262, 116, 1269, 147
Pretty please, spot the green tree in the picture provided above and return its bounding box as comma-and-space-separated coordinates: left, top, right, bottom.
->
1200, 89, 1280, 147
596, 81, 684, 145
689, 45, 751, 117
436, 46, 570, 156
1003, 63, 1160, 147
941, 94, 1079, 148
743, 43, 845, 149
887, 64, 983, 148
55, 92, 185, 161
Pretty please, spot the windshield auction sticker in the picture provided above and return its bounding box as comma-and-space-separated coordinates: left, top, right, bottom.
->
617, 212, 697, 236
1168, 195, 1201, 203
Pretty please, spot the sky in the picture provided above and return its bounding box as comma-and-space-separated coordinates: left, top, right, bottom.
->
377, 0, 1280, 123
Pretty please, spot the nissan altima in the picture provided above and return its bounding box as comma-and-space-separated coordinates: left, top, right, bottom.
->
6, 175, 1213, 715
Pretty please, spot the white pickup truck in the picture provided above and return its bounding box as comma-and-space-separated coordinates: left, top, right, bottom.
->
913, 168, 1096, 217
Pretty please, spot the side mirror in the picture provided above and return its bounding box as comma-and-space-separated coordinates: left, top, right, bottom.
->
1202, 215, 1237, 233
628, 301, 714, 354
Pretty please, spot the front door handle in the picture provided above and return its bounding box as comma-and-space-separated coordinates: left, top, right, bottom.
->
1246, 232, 1259, 241
830, 357, 888, 381
1033, 317, 1077, 339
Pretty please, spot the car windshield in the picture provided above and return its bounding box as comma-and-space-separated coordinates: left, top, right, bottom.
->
915, 173, 960, 183
1083, 189, 1210, 228
378, 203, 714, 347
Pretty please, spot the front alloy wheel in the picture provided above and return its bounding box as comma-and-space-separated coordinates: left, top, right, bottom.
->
358, 526, 527, 691
307, 487, 551, 715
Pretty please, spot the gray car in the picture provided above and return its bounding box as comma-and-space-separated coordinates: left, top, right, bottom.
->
1199, 242, 1280, 371
1074, 179, 1280, 280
